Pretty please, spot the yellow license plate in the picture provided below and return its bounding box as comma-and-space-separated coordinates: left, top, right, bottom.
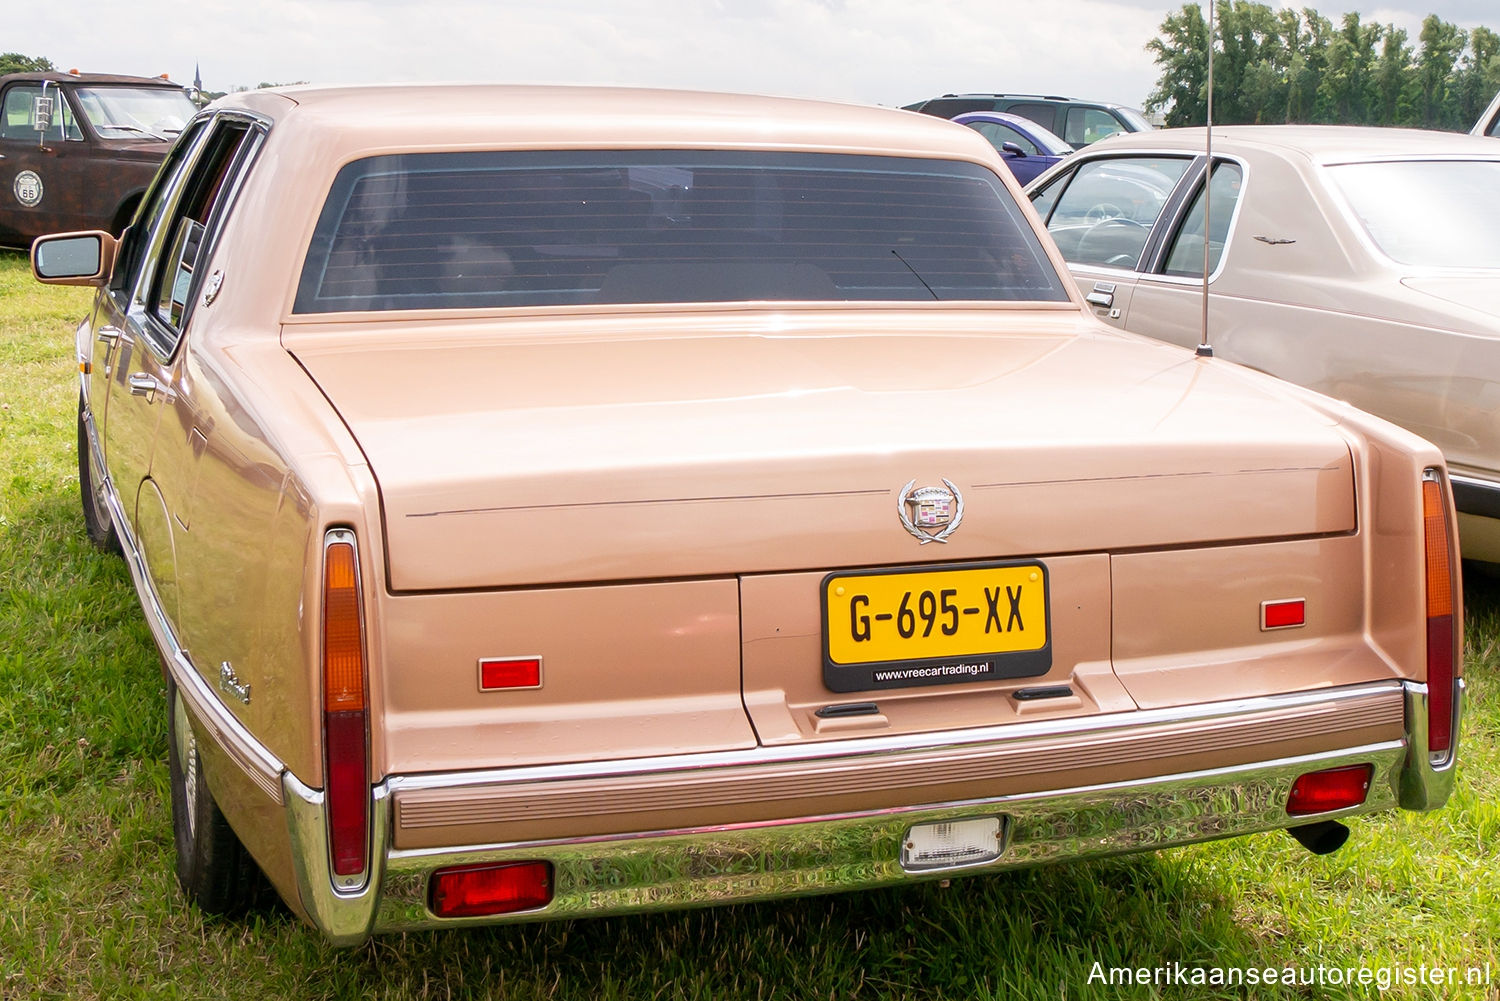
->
821, 562, 1050, 692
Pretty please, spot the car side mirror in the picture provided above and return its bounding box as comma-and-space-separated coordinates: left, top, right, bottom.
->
32, 230, 118, 286
1000, 141, 1027, 158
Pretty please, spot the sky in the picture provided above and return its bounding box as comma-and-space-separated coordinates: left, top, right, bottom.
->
12, 0, 1497, 111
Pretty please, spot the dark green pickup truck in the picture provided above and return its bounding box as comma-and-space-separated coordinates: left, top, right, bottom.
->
0, 70, 195, 248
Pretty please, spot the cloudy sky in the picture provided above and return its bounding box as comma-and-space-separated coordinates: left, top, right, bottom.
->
14, 0, 1496, 110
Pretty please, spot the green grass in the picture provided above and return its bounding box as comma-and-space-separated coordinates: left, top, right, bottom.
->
1, 246, 1496, 999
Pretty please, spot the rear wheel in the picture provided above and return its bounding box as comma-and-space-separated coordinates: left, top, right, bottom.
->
168, 680, 272, 914
76, 396, 120, 554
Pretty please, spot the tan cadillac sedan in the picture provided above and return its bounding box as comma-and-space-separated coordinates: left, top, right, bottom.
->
1025, 126, 1500, 562
31, 87, 1462, 944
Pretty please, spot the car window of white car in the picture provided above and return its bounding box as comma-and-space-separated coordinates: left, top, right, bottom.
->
1037, 156, 1192, 270
1160, 162, 1244, 277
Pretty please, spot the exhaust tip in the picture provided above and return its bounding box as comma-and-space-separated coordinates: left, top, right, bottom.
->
1286, 820, 1350, 856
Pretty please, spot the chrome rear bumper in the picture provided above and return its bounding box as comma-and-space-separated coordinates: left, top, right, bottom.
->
283, 679, 1459, 946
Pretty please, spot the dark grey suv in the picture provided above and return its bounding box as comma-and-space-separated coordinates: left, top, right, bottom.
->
902, 94, 1152, 149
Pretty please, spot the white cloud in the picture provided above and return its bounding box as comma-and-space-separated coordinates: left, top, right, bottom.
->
15, 0, 1486, 110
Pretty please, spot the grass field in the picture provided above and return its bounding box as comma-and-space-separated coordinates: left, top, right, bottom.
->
1, 247, 1497, 1000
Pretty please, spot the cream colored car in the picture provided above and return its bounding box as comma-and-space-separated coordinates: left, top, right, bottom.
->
1026, 125, 1500, 561
32, 89, 1461, 944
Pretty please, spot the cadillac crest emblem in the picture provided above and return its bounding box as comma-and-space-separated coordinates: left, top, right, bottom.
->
897, 478, 964, 544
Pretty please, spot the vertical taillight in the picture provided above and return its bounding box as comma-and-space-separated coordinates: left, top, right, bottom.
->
1422, 472, 1457, 760
323, 531, 369, 881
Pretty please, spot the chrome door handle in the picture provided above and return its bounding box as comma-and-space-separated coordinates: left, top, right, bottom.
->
128, 373, 158, 399
1085, 282, 1115, 309
97, 326, 122, 345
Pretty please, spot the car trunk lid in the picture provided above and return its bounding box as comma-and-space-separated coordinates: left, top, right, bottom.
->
287, 310, 1354, 592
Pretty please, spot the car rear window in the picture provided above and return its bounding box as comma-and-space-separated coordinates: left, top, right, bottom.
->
293, 151, 1069, 313
1327, 159, 1500, 268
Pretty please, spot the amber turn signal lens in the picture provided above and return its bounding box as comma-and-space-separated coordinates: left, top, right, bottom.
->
323, 541, 365, 712
1286, 764, 1373, 816
430, 861, 554, 919
1422, 479, 1454, 620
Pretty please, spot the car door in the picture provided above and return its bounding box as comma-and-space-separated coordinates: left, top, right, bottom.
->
1029, 153, 1198, 327
101, 114, 259, 624
0, 81, 89, 241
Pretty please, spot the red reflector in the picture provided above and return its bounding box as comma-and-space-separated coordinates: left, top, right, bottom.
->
479, 657, 542, 691
1262, 598, 1305, 630
1287, 764, 1373, 816
430, 861, 553, 918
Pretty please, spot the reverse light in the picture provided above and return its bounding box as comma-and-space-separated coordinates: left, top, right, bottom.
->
1422, 472, 1458, 759
322, 531, 369, 881
1287, 764, 1373, 816
430, 861, 554, 918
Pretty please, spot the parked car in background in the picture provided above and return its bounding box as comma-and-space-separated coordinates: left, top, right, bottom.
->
904, 93, 1151, 148
951, 111, 1071, 183
0, 70, 194, 248
1474, 89, 1500, 137
1025, 125, 1500, 562
33, 87, 1460, 944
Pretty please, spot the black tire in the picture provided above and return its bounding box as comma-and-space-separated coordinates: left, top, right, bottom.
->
76, 395, 120, 555
167, 679, 273, 915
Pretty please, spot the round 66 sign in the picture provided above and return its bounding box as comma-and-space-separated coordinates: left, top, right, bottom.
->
13, 170, 43, 208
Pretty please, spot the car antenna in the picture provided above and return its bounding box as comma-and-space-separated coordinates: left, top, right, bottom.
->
1196, 0, 1215, 359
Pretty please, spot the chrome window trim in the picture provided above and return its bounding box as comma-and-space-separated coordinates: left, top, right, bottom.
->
1146, 153, 1250, 285
136, 112, 270, 362
1450, 473, 1500, 522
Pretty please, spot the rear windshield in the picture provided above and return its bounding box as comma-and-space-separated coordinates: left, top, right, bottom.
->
1327, 159, 1500, 269
293, 151, 1068, 313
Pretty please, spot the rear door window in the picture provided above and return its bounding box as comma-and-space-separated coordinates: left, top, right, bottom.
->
136, 117, 260, 354
1161, 161, 1245, 276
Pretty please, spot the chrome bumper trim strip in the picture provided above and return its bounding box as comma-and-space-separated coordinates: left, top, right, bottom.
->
368, 741, 1405, 934
1397, 678, 1464, 810
386, 682, 1407, 796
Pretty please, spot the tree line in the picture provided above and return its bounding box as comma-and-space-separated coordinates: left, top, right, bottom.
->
1146, 3, 1499, 129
